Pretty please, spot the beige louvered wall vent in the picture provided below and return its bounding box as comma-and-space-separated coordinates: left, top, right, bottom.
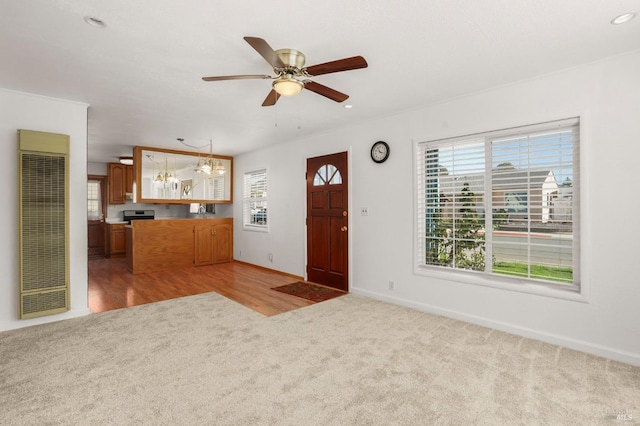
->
18, 130, 70, 319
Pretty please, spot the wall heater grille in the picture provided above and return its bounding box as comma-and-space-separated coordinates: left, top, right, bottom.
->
18, 130, 70, 319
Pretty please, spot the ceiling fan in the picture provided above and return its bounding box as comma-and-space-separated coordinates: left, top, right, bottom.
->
202, 36, 368, 107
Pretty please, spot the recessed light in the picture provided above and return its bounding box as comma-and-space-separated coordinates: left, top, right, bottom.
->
84, 16, 106, 28
344, 104, 353, 109
611, 12, 637, 25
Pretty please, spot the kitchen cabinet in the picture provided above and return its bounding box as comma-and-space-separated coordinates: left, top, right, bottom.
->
125, 165, 134, 199
108, 163, 133, 205
194, 222, 233, 266
108, 223, 126, 257
126, 218, 233, 274
88, 221, 106, 258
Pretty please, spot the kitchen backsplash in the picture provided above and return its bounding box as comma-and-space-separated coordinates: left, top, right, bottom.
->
106, 200, 232, 221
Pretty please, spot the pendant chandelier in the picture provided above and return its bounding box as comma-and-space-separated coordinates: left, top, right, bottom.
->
154, 157, 178, 183
195, 139, 226, 175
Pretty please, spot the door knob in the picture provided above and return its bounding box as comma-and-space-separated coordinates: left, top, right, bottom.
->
341, 226, 348, 232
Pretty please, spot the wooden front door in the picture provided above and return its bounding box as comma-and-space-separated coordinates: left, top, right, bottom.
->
306, 152, 348, 291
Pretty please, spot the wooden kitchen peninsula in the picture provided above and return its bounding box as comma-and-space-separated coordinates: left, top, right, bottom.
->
126, 218, 233, 274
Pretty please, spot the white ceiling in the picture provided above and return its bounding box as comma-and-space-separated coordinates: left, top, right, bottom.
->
1, 0, 639, 163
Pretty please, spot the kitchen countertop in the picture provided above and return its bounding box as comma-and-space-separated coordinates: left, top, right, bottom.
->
105, 216, 221, 224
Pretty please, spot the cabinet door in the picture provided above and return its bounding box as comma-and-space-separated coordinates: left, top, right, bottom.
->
110, 225, 126, 256
125, 165, 134, 195
194, 224, 214, 266
108, 163, 126, 204
213, 224, 233, 263
88, 222, 106, 258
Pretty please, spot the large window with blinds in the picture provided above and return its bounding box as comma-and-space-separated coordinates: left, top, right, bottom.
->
416, 117, 580, 290
243, 169, 268, 231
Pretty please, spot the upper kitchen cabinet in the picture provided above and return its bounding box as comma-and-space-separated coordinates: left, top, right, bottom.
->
108, 162, 132, 205
133, 146, 233, 204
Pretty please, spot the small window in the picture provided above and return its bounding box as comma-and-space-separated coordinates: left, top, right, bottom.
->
243, 169, 267, 230
87, 180, 102, 221
313, 164, 342, 186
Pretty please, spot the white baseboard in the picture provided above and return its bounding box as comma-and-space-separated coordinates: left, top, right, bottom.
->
350, 287, 640, 367
0, 308, 92, 333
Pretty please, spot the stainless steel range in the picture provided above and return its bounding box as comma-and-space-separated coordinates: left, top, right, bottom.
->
122, 210, 155, 223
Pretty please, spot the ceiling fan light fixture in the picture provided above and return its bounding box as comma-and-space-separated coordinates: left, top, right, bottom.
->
273, 77, 303, 96
202, 37, 367, 106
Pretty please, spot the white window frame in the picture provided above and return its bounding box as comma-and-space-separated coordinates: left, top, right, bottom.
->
87, 179, 102, 221
414, 117, 581, 299
243, 169, 268, 232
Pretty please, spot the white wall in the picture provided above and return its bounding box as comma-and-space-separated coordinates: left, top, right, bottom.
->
233, 50, 640, 365
0, 88, 90, 331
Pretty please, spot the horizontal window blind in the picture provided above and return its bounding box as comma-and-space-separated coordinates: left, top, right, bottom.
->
416, 117, 579, 289
87, 180, 101, 220
243, 169, 268, 229
207, 176, 225, 201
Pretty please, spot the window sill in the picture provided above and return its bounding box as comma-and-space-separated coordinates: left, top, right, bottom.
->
413, 265, 587, 303
243, 224, 268, 233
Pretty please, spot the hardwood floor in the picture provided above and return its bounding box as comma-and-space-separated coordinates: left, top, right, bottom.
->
88, 259, 315, 316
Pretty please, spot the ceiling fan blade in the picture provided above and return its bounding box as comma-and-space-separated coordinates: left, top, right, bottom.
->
303, 81, 349, 103
244, 36, 285, 69
304, 56, 368, 76
202, 74, 272, 81
262, 89, 281, 107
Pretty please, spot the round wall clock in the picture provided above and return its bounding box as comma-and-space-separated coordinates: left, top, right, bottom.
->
370, 141, 390, 163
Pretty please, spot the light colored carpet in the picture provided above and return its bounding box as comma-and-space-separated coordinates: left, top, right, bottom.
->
1, 292, 638, 425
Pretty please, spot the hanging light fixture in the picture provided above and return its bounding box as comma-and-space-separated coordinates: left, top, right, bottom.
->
200, 158, 212, 174
194, 139, 225, 175
154, 157, 178, 183
214, 159, 226, 175
195, 157, 211, 174
211, 139, 225, 175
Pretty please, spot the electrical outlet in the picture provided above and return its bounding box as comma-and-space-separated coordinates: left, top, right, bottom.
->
388, 280, 395, 291
239, 249, 242, 257
361, 207, 369, 216
268, 252, 274, 263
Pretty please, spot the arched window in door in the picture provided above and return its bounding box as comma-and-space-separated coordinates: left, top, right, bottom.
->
313, 164, 342, 186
